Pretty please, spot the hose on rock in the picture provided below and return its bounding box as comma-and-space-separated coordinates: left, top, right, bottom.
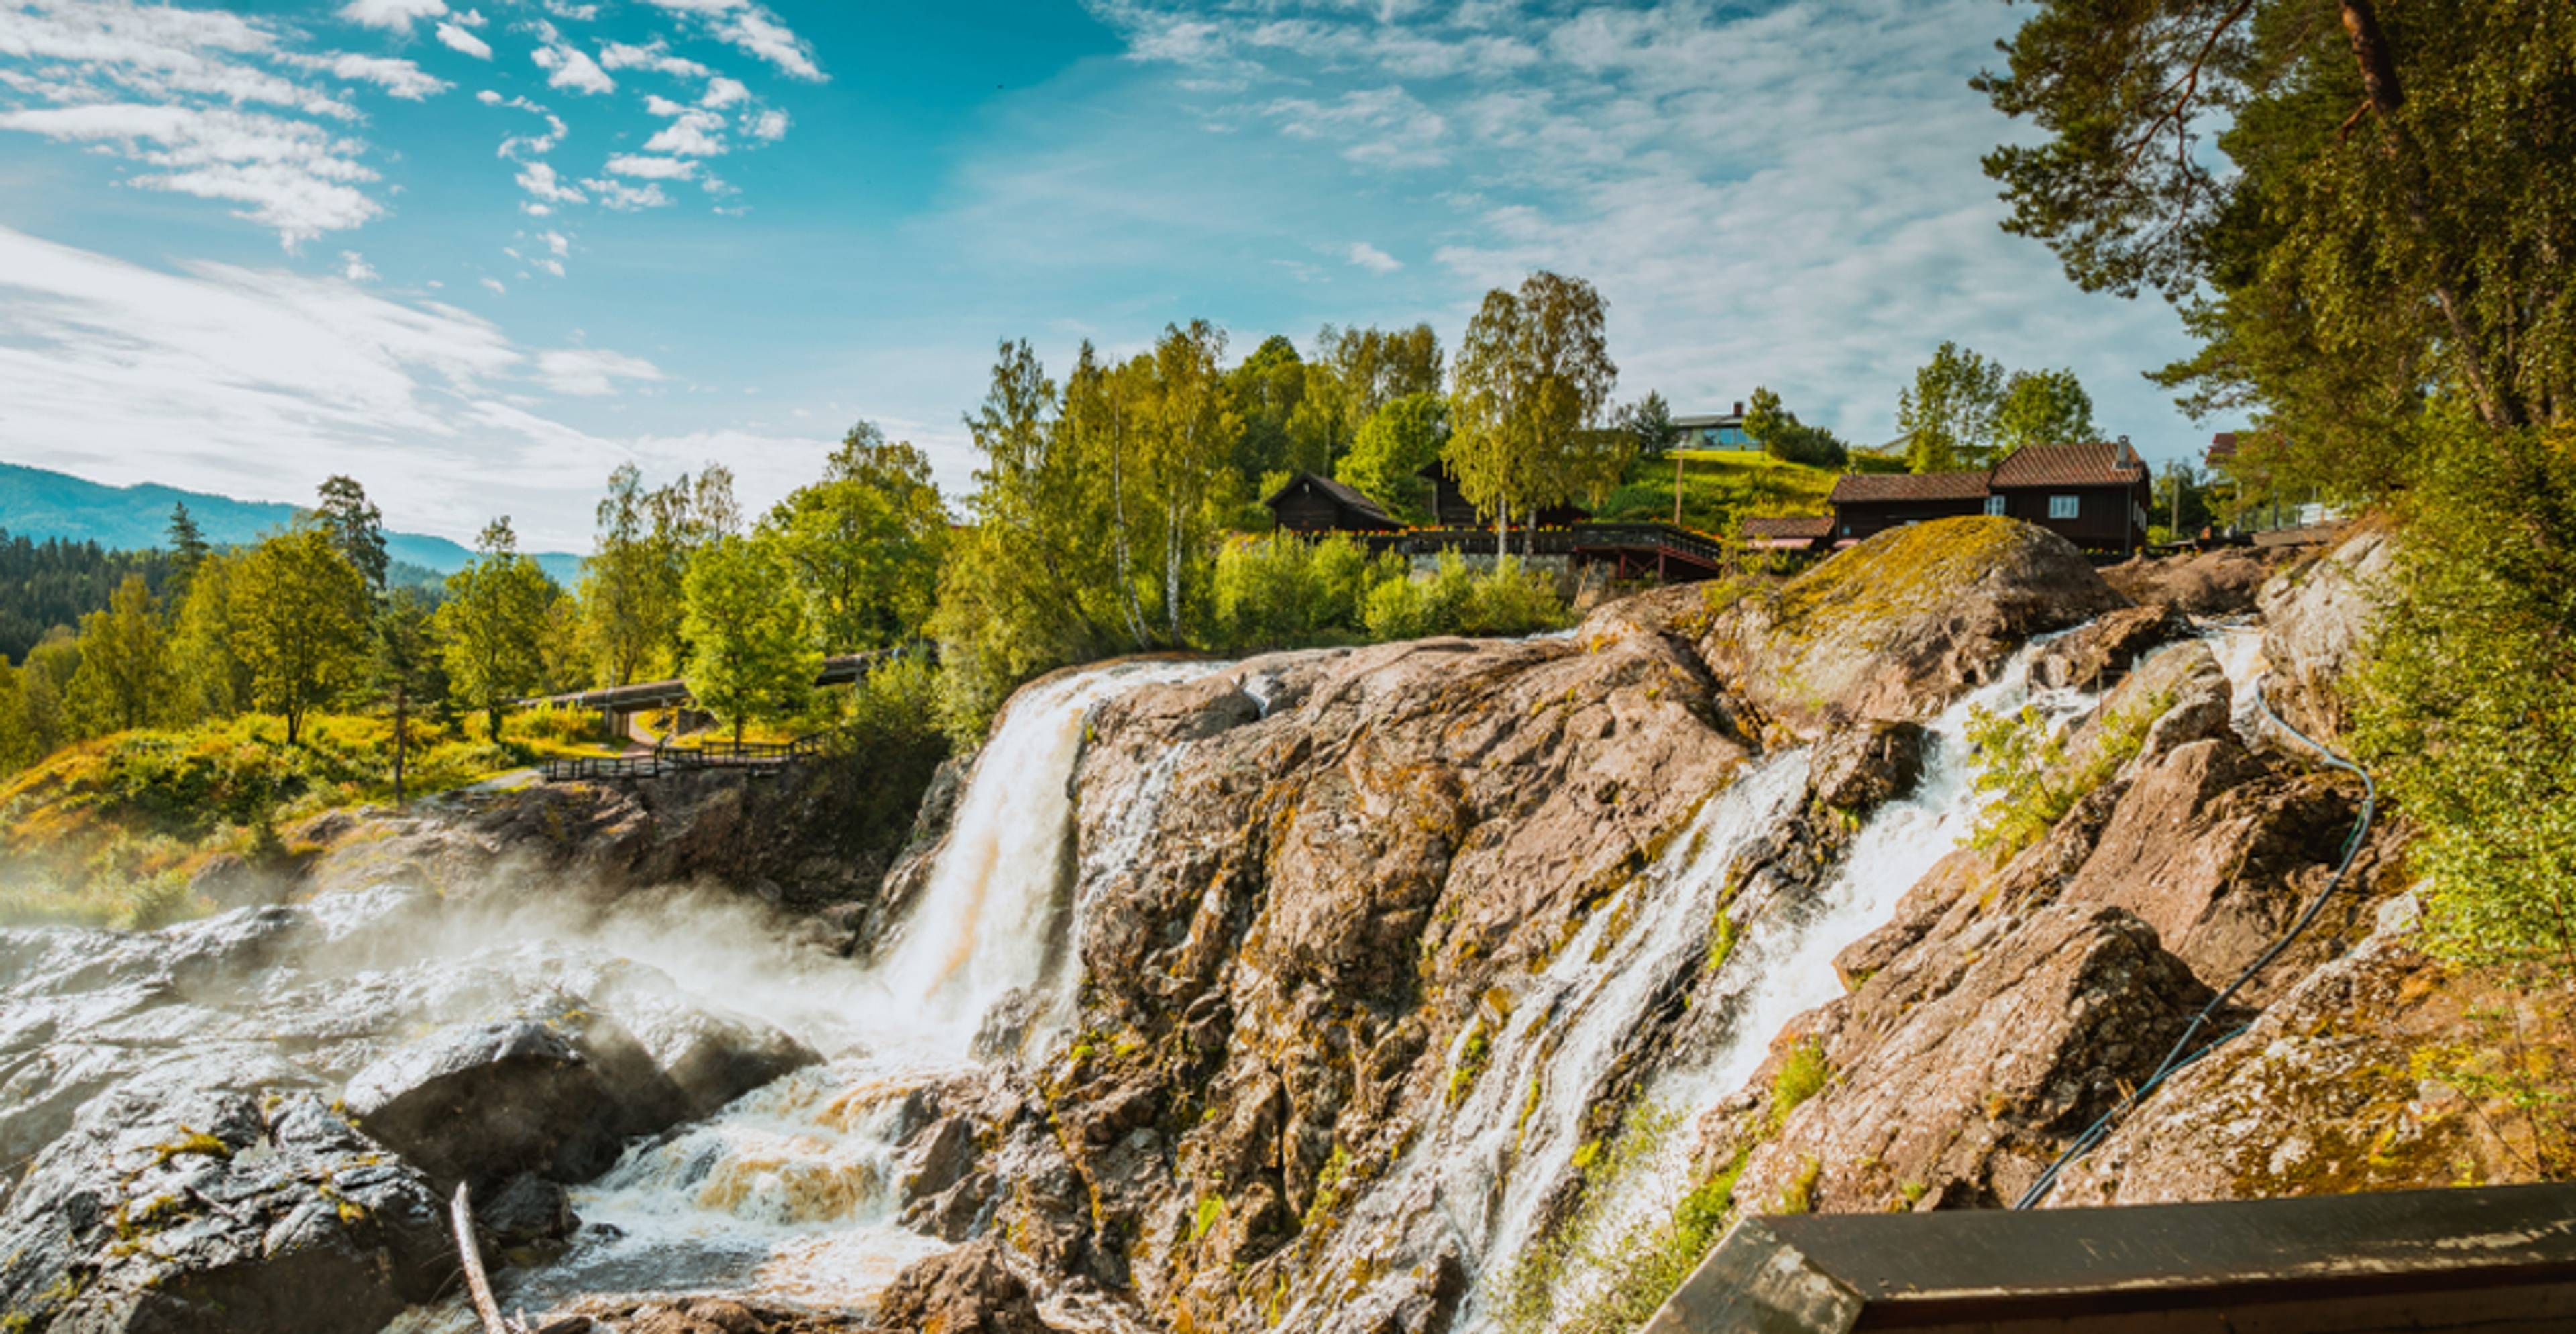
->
2011, 671, 2379, 1210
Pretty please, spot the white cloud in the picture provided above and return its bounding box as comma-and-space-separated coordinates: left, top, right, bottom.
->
340, 250, 378, 281
606, 153, 695, 180
537, 257, 565, 277
434, 22, 492, 59
745, 107, 788, 141
480, 276, 506, 294
513, 160, 584, 203
1346, 241, 1401, 274
0, 223, 767, 548
531, 40, 613, 95
598, 37, 708, 78
1265, 87, 1448, 168
582, 176, 671, 210
632, 0, 823, 82
298, 53, 449, 100
0, 103, 381, 245
701, 75, 749, 108
337, 0, 446, 32
535, 347, 663, 395
475, 88, 502, 105
641, 101, 727, 156
539, 229, 570, 257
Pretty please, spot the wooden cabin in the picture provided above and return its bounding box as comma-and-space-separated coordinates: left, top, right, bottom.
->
1829, 441, 2151, 554
1740, 514, 1834, 554
1417, 458, 1591, 530
1263, 472, 1402, 535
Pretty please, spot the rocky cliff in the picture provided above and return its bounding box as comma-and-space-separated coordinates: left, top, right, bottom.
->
1, 518, 2541, 1334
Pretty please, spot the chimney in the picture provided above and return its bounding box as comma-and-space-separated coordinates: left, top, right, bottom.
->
1733, 400, 1745, 416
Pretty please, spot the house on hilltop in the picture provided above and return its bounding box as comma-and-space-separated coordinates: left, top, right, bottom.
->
1829, 441, 2151, 554
1672, 402, 1756, 450
1264, 473, 1403, 535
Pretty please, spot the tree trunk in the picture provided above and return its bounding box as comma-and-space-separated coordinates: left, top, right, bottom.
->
487, 705, 502, 745
392, 685, 407, 804
1496, 498, 1510, 559
1165, 498, 1183, 647
1109, 410, 1150, 650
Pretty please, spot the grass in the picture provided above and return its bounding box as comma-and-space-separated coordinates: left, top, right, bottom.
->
1769, 1040, 1831, 1129
1592, 449, 1839, 535
0, 705, 624, 929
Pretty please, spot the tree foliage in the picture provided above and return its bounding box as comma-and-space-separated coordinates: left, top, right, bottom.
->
1895, 341, 2006, 472
66, 575, 172, 734
1337, 392, 1450, 522
1993, 367, 2099, 453
1742, 386, 1850, 468
229, 526, 367, 745
682, 531, 819, 745
765, 423, 948, 651
437, 518, 557, 740
1450, 271, 1620, 550
313, 475, 388, 595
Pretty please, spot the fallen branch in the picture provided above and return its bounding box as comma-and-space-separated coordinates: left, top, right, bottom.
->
449, 1182, 529, 1334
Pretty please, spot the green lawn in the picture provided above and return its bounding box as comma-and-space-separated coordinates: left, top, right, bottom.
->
1593, 449, 1841, 535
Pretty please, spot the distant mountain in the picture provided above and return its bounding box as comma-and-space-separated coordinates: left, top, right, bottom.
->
0, 461, 583, 584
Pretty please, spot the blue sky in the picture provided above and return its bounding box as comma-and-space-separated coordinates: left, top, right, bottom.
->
0, 0, 2216, 550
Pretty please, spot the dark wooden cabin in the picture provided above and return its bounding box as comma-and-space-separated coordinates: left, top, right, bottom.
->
1986, 439, 2151, 553
1740, 514, 1834, 554
1417, 458, 1591, 529
1828, 441, 2151, 554
1825, 470, 1991, 543
1264, 472, 1402, 535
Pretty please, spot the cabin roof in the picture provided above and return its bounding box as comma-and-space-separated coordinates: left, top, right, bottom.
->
1989, 440, 2148, 489
1741, 514, 1834, 540
1263, 471, 1399, 529
2206, 431, 2240, 465
1828, 470, 1992, 504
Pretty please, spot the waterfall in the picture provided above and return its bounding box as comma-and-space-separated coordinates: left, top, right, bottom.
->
474, 659, 1224, 1319
1291, 638, 2094, 1334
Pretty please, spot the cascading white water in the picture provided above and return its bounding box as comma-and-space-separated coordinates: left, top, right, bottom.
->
1293, 638, 2094, 1334
447, 660, 1224, 1321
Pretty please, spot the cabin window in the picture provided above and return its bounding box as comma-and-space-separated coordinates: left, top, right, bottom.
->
1983, 496, 2006, 516
2049, 494, 2080, 520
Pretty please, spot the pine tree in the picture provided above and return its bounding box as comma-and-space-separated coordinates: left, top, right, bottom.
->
313, 475, 389, 595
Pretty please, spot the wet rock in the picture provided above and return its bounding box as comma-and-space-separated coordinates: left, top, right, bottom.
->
902, 1168, 996, 1242
0, 1087, 448, 1334
343, 1015, 672, 1188
874, 1239, 1059, 1334
1808, 720, 1927, 812
480, 1171, 579, 1248
2033, 602, 2185, 691
901, 1114, 979, 1205
2257, 528, 2392, 741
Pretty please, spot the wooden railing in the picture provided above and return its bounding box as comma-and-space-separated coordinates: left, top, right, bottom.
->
1384, 522, 1729, 572
539, 734, 826, 783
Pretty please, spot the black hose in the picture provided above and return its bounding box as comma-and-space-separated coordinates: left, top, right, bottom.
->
2012, 671, 2379, 1209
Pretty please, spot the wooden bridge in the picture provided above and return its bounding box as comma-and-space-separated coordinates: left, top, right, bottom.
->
521, 647, 914, 742
539, 735, 824, 783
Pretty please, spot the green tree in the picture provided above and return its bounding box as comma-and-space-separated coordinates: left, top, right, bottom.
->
166, 502, 209, 604
230, 526, 367, 744
66, 574, 172, 734
1337, 393, 1450, 522
369, 588, 443, 803
1742, 386, 1851, 468
1449, 270, 1620, 555
1895, 342, 2005, 472
437, 518, 557, 741
683, 532, 819, 746
1993, 367, 2098, 453
767, 423, 950, 653
1225, 334, 1307, 481
1979, 0, 2576, 478
19, 631, 80, 755
1615, 391, 1682, 460
579, 463, 674, 687
0, 654, 36, 777
170, 551, 253, 722
1142, 319, 1243, 643
313, 475, 389, 595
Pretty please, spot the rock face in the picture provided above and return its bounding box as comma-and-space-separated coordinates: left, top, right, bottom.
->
2101, 546, 2279, 616
0, 886, 818, 1331
873, 1241, 1059, 1334
2256, 529, 2392, 741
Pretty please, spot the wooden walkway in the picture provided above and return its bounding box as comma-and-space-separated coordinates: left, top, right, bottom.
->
539, 736, 824, 783
1375, 522, 1731, 581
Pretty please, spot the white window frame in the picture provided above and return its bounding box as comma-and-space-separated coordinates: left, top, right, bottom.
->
2049, 494, 2081, 520
1983, 495, 2006, 516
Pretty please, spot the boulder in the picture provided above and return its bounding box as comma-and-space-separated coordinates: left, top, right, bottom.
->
480, 1171, 580, 1249
2102, 546, 2275, 616
0, 1086, 448, 1334
2257, 529, 2392, 741
900, 1114, 980, 1206
2033, 602, 2186, 691
1697, 518, 2126, 736
343, 1015, 676, 1188
873, 1239, 1059, 1334
1808, 721, 1927, 812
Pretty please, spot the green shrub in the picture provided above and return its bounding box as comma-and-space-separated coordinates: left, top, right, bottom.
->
1964, 693, 2163, 863
1769, 1040, 1829, 1129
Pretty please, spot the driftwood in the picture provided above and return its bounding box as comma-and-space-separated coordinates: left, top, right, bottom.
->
449, 1182, 532, 1334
